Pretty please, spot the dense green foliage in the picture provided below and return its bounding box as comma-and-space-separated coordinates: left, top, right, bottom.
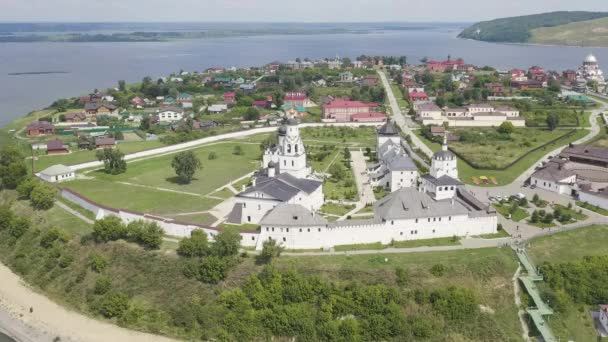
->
171, 151, 202, 184
459, 11, 608, 43
0, 145, 28, 190
92, 217, 163, 249
96, 148, 127, 175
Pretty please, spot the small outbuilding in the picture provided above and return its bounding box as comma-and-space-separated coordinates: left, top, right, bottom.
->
38, 164, 75, 183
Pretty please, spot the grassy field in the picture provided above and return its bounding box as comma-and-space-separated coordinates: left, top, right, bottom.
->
319, 202, 355, 216
63, 179, 221, 216
414, 128, 589, 186
530, 16, 608, 47
32, 140, 165, 172
300, 126, 377, 146
275, 247, 522, 340
576, 201, 608, 216
447, 128, 572, 169
493, 203, 529, 222
390, 83, 409, 108
527, 225, 608, 341
165, 212, 217, 226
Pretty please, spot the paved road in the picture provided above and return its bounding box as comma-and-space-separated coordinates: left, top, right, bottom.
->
377, 70, 433, 158
338, 150, 375, 220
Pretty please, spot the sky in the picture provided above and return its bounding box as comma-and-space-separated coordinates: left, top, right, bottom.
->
1, 0, 607, 22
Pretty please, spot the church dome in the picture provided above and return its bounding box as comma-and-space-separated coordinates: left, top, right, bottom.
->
278, 125, 287, 135
286, 117, 298, 126
268, 160, 277, 168
434, 150, 455, 161
585, 53, 598, 64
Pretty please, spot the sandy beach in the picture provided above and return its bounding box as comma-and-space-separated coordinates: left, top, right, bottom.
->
0, 263, 178, 342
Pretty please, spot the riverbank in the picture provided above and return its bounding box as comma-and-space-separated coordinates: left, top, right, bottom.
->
0, 263, 177, 342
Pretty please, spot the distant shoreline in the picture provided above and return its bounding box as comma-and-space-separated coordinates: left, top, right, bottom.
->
458, 37, 608, 49
8, 71, 70, 76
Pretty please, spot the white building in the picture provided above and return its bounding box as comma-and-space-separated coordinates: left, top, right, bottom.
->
417, 103, 525, 127
255, 130, 497, 250
157, 108, 184, 123
578, 53, 606, 93
368, 121, 418, 192
37, 164, 75, 183
530, 160, 577, 195
578, 190, 608, 210
599, 305, 608, 333
227, 118, 323, 225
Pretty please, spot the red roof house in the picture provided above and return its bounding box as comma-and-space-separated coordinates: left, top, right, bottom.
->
95, 137, 116, 149
408, 91, 429, 102
284, 92, 311, 107
350, 112, 387, 123
223, 92, 236, 104
323, 98, 379, 122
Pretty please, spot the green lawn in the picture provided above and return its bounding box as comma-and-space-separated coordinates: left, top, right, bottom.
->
165, 212, 217, 226
93, 142, 261, 196
63, 179, 221, 216
389, 237, 460, 248
300, 126, 377, 146
552, 204, 588, 221
576, 201, 608, 216
493, 203, 529, 222
322, 152, 359, 201
217, 222, 260, 232
414, 128, 589, 186
390, 83, 409, 108
319, 202, 355, 216
477, 230, 511, 239
32, 140, 165, 172
356, 205, 374, 214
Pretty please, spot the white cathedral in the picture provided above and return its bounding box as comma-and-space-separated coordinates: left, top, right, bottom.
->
226, 118, 324, 225
576, 53, 606, 93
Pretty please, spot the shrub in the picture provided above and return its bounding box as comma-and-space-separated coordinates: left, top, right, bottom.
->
40, 227, 68, 248
256, 239, 284, 264
96, 292, 129, 318
88, 254, 108, 273
212, 228, 242, 258
233, 146, 243, 155
94, 276, 112, 295
197, 256, 228, 284
30, 183, 56, 210
0, 205, 15, 230
9, 217, 30, 238
16, 178, 38, 199
177, 230, 209, 257
92, 216, 127, 243
58, 254, 74, 268
208, 151, 217, 160
430, 263, 447, 277
126, 220, 163, 249
395, 267, 409, 286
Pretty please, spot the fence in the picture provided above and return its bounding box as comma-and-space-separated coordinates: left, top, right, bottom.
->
58, 188, 260, 247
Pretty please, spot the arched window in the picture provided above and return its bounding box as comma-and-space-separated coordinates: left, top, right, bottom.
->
292, 160, 294, 167
295, 144, 299, 153
287, 144, 291, 153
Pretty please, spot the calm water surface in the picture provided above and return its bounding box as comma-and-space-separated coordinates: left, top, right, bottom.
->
1, 27, 607, 126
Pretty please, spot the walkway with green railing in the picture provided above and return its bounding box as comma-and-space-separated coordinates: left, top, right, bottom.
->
514, 247, 557, 342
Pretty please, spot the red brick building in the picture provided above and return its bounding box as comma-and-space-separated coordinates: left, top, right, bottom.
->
27, 121, 55, 136
323, 98, 379, 122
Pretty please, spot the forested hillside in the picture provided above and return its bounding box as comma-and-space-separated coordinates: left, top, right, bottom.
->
459, 11, 608, 43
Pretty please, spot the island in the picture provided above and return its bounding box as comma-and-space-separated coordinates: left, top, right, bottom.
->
458, 11, 608, 47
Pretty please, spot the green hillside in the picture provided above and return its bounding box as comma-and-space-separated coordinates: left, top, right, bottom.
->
530, 16, 608, 46
459, 11, 608, 43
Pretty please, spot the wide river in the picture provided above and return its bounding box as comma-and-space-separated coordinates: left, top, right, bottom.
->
1, 26, 608, 127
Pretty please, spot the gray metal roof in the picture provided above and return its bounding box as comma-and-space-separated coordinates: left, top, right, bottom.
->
260, 204, 327, 226
377, 121, 399, 136
386, 154, 417, 171
421, 174, 463, 186
374, 187, 470, 220
39, 164, 73, 176
238, 173, 322, 202
531, 160, 576, 183
433, 149, 455, 160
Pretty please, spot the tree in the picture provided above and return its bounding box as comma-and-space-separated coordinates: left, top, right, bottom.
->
343, 147, 351, 160
328, 163, 346, 181
212, 228, 242, 258
177, 230, 209, 257
532, 193, 540, 203
256, 239, 284, 264
94, 276, 112, 295
127, 220, 163, 249
118, 80, 126, 92
0, 205, 14, 230
30, 183, 56, 210
233, 146, 243, 156
96, 148, 127, 175
171, 151, 202, 184
9, 217, 29, 238
530, 210, 540, 223
16, 178, 38, 199
546, 113, 560, 131
88, 254, 108, 273
139, 116, 151, 131
208, 152, 217, 160
497, 121, 514, 134
92, 216, 127, 243
197, 255, 228, 284
543, 213, 554, 224
40, 227, 67, 248
0, 145, 28, 189
244, 107, 260, 121
341, 57, 352, 68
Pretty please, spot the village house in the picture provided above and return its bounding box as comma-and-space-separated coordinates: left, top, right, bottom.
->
252, 100, 270, 110
27, 121, 55, 136
352, 60, 364, 69
530, 159, 577, 195
157, 107, 185, 123
361, 75, 378, 87
562, 70, 577, 83
46, 139, 69, 155
528, 66, 546, 81
211, 77, 233, 88
239, 83, 256, 94
339, 71, 354, 82
426, 57, 465, 73
511, 79, 544, 90
417, 103, 524, 127
131, 96, 144, 108
322, 98, 379, 122
208, 104, 228, 113
485, 82, 505, 96
95, 137, 116, 149
64, 112, 87, 123
223, 92, 237, 104
177, 92, 193, 103
284, 92, 313, 108
37, 164, 75, 183
409, 91, 429, 102
84, 103, 118, 119
510, 69, 528, 82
